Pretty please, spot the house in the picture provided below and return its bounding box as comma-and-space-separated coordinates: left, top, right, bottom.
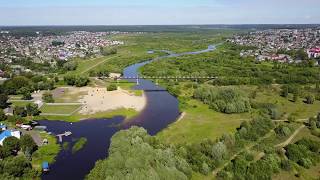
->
308, 48, 320, 58
0, 130, 21, 146
3, 107, 13, 116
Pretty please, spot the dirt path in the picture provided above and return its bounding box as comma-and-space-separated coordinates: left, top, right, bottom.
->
275, 125, 306, 148
252, 124, 306, 163
80, 56, 114, 75
212, 129, 275, 176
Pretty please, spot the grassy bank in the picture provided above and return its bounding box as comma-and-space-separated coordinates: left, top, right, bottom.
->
31, 132, 61, 170
38, 108, 138, 122
157, 99, 251, 145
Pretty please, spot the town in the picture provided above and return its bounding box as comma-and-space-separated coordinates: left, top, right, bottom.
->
0, 31, 124, 65
229, 28, 320, 63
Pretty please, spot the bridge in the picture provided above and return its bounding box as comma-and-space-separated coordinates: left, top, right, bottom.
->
100, 76, 217, 85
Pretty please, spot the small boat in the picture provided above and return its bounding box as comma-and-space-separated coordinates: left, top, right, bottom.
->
42, 162, 50, 172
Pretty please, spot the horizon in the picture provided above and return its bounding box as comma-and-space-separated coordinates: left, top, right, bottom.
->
1, 0, 319, 26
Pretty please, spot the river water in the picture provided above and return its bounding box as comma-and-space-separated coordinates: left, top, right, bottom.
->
40, 45, 216, 180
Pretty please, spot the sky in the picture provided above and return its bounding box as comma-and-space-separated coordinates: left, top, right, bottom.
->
0, 0, 319, 26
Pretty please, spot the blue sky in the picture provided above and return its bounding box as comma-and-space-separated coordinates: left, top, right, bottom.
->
0, 0, 319, 25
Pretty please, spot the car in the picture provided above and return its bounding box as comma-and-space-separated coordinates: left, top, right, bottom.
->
21, 125, 32, 131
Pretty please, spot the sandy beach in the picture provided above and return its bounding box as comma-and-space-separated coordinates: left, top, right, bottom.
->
54, 87, 147, 115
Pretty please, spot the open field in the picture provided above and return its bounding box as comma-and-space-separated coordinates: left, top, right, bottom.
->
40, 104, 82, 115
255, 88, 320, 119
157, 99, 251, 145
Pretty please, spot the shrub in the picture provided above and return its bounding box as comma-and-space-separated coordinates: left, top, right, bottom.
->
107, 84, 117, 91
42, 92, 54, 103
305, 94, 315, 104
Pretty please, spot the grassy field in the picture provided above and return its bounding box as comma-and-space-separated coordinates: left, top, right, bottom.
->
40, 104, 82, 115
62, 31, 232, 77
255, 87, 320, 119
39, 108, 138, 122
157, 99, 251, 145
32, 132, 61, 170
10, 101, 34, 107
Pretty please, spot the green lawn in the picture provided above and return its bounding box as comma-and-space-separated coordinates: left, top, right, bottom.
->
10, 101, 34, 107
32, 132, 61, 170
157, 99, 251, 145
39, 108, 138, 122
40, 104, 81, 115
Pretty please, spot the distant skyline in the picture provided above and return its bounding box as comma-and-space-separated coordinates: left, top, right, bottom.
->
1, 0, 319, 26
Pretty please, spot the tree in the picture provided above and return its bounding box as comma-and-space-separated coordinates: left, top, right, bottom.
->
0, 146, 11, 159
1, 156, 33, 178
0, 109, 7, 121
293, 92, 298, 102
18, 87, 32, 100
25, 103, 40, 117
3, 136, 20, 155
14, 106, 27, 117
63, 61, 78, 71
107, 84, 117, 91
87, 127, 191, 180
0, 94, 8, 109
20, 135, 37, 154
42, 92, 54, 103
305, 94, 315, 104
211, 142, 227, 164
280, 86, 289, 98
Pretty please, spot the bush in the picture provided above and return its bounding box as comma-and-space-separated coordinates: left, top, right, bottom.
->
107, 84, 117, 91
42, 92, 54, 103
275, 125, 292, 137
305, 94, 315, 104
194, 86, 251, 114
64, 75, 89, 87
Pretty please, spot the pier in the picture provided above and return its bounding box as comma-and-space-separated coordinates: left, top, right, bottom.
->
56, 131, 72, 142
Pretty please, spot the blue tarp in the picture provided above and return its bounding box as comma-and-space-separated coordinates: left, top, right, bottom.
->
42, 162, 49, 169
0, 130, 11, 141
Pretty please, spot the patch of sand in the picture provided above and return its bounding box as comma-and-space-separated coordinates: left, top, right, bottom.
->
76, 87, 146, 115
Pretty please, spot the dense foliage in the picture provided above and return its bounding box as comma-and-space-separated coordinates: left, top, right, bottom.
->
194, 86, 251, 114
141, 43, 320, 86
1, 75, 55, 95
88, 115, 275, 179
87, 127, 192, 180
0, 134, 38, 179
64, 75, 90, 87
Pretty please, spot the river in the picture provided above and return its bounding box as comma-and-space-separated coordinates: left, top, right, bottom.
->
40, 45, 217, 180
